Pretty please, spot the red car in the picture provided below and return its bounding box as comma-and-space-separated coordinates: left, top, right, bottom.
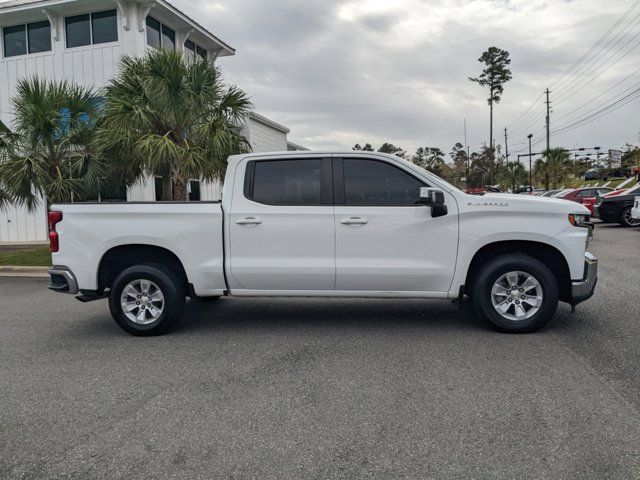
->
558, 187, 613, 208
582, 197, 598, 215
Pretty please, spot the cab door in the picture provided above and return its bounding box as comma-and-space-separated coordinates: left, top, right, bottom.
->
227, 157, 335, 292
333, 156, 459, 293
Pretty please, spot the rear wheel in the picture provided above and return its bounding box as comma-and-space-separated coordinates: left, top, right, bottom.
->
619, 207, 640, 227
109, 264, 185, 336
472, 254, 559, 333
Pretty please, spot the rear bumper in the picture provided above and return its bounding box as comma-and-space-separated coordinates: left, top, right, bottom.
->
570, 252, 598, 306
48, 266, 79, 294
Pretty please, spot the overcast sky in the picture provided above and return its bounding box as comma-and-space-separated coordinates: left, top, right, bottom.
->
178, 0, 639, 157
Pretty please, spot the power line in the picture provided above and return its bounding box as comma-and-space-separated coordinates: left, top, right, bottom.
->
554, 72, 640, 125
548, 0, 640, 90
553, 19, 640, 104
507, 92, 545, 130
552, 5, 640, 97
506, 0, 640, 137
552, 85, 640, 135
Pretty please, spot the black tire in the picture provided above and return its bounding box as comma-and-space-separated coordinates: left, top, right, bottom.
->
472, 254, 559, 333
619, 207, 640, 228
108, 264, 185, 336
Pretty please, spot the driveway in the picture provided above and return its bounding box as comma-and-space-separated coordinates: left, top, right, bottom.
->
1, 225, 639, 479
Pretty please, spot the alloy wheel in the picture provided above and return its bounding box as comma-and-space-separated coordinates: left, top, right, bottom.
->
491, 271, 543, 321
120, 279, 165, 325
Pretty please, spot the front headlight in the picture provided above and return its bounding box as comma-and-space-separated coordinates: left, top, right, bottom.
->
569, 214, 594, 242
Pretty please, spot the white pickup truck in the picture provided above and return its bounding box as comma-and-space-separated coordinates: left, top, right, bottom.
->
48, 151, 597, 335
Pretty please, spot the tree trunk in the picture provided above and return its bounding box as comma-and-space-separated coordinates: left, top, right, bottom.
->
173, 172, 189, 201
162, 176, 173, 201
489, 98, 494, 152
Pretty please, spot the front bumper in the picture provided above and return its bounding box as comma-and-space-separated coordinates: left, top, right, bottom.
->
570, 252, 598, 306
48, 266, 79, 294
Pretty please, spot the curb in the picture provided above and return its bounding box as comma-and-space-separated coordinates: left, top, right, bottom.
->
0, 266, 50, 278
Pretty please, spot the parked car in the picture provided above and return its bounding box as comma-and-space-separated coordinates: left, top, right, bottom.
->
603, 187, 631, 198
594, 184, 640, 227
557, 187, 613, 215
585, 167, 603, 181
558, 187, 613, 208
47, 151, 597, 335
543, 190, 561, 197
582, 197, 598, 216
552, 189, 576, 198
631, 196, 640, 221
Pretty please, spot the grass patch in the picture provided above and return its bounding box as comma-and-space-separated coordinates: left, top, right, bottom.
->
0, 245, 51, 266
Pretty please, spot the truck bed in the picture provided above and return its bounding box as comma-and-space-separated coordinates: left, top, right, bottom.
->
51, 202, 226, 296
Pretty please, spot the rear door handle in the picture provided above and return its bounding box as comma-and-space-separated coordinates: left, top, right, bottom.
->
236, 217, 263, 225
340, 216, 368, 225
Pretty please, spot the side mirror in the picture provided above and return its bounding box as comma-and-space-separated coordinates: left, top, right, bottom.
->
419, 187, 448, 218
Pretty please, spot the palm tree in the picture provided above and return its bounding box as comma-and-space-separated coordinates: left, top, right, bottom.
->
96, 49, 253, 201
0, 120, 16, 210
535, 148, 571, 190
0, 78, 100, 210
496, 160, 526, 192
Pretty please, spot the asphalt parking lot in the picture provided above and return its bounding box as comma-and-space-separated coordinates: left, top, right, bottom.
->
1, 224, 639, 479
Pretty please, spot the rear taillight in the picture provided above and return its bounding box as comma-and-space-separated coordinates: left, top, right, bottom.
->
48, 211, 63, 252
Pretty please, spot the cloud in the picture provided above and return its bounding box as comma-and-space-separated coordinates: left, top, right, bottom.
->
174, 0, 640, 155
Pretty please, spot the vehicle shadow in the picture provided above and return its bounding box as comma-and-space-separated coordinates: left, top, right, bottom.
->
174, 296, 487, 336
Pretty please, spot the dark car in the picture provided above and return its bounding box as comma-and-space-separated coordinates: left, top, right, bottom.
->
595, 185, 640, 227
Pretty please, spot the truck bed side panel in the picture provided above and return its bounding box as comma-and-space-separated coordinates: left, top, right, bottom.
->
50, 203, 225, 296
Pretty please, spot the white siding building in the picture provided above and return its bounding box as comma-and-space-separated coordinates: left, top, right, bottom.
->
0, 0, 300, 243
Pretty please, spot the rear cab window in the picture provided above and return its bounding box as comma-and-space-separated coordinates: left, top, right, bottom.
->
244, 158, 332, 205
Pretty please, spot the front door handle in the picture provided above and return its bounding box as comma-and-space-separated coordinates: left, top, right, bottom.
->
236, 217, 263, 225
340, 216, 368, 225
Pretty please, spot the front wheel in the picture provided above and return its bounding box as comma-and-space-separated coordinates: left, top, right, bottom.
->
472, 254, 559, 333
109, 264, 185, 336
619, 207, 640, 228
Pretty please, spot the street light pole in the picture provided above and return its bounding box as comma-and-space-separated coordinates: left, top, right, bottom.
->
528, 134, 533, 192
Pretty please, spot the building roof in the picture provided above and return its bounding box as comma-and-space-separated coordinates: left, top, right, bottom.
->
0, 0, 235, 56
287, 141, 309, 151
249, 112, 290, 134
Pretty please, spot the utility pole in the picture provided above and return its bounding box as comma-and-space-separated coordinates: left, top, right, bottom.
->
464, 118, 469, 191
504, 127, 512, 192
504, 127, 509, 163
528, 133, 533, 192
545, 88, 551, 153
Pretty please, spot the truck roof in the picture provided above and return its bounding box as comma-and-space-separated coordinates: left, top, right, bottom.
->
228, 150, 404, 166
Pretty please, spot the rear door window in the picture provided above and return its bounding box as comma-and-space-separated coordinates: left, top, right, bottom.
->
246, 159, 328, 205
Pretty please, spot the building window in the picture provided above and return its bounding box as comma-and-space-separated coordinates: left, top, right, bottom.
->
146, 16, 175, 50
146, 16, 161, 48
188, 180, 201, 201
91, 10, 118, 44
3, 20, 51, 57
155, 176, 165, 201
185, 39, 207, 60
66, 10, 117, 48
161, 25, 175, 50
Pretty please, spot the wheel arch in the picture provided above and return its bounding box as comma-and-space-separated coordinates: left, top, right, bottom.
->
464, 240, 572, 302
97, 244, 189, 294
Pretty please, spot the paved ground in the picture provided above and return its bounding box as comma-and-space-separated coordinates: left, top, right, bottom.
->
1, 225, 639, 479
